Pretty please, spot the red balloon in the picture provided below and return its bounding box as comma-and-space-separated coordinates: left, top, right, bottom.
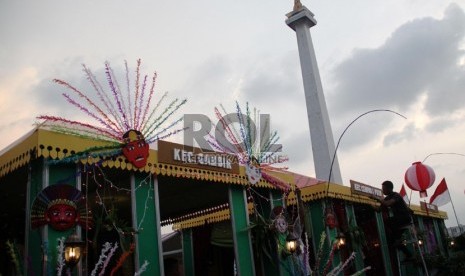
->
404, 161, 435, 198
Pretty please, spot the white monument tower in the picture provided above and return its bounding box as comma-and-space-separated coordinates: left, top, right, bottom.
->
286, 1, 343, 184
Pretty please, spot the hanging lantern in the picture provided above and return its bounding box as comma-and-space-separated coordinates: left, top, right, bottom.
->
285, 232, 299, 254
64, 234, 85, 270
335, 233, 346, 250
404, 161, 435, 198
417, 239, 424, 246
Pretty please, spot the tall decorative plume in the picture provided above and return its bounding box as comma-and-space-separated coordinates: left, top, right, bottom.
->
208, 101, 289, 191
38, 59, 187, 168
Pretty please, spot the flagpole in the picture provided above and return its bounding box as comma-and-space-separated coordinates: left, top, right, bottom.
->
424, 199, 429, 217
408, 187, 412, 207
447, 188, 463, 234
422, 152, 465, 234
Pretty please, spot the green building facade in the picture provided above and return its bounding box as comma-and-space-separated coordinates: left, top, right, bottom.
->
0, 128, 450, 275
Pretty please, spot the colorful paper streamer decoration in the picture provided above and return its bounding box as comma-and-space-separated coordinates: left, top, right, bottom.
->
38, 59, 187, 168
208, 102, 289, 191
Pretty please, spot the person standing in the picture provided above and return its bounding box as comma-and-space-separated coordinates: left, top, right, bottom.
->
373, 180, 414, 261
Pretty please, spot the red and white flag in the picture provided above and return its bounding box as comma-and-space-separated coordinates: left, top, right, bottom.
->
400, 184, 409, 204
429, 178, 451, 207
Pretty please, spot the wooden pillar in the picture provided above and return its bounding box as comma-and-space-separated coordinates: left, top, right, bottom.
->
182, 228, 195, 276
374, 211, 393, 276
131, 172, 163, 276
228, 185, 255, 276
345, 204, 364, 272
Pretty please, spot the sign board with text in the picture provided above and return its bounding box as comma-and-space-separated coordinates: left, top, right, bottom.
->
420, 201, 438, 213
350, 180, 383, 198
157, 140, 240, 174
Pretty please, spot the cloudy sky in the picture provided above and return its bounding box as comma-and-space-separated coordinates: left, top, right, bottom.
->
1, 0, 465, 228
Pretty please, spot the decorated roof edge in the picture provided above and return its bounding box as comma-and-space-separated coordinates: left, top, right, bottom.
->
0, 128, 449, 221
0, 128, 287, 189
288, 182, 447, 219
167, 182, 446, 230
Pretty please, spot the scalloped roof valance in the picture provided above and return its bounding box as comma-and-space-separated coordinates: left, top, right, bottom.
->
167, 182, 447, 230
0, 127, 449, 227
0, 128, 288, 189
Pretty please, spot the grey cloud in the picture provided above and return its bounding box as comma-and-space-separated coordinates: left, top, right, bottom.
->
383, 123, 416, 147
280, 130, 313, 166
240, 52, 302, 106
178, 52, 306, 144
178, 55, 237, 115
33, 59, 187, 127
34, 60, 111, 121
425, 116, 461, 133
185, 56, 233, 91
330, 109, 408, 151
327, 4, 465, 150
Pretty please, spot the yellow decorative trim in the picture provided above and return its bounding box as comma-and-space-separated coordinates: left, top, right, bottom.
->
47, 199, 77, 209
0, 128, 448, 222
171, 183, 446, 229
1, 128, 292, 191
286, 182, 447, 219
172, 202, 255, 230
0, 130, 38, 177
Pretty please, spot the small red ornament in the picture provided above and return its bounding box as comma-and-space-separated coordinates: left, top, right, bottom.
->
405, 161, 435, 198
325, 208, 337, 229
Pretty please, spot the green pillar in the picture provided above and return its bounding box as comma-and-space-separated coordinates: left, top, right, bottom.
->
25, 159, 44, 275
308, 201, 340, 274
269, 190, 292, 276
439, 219, 451, 257
24, 159, 44, 275
374, 211, 393, 276
400, 218, 423, 275
131, 172, 163, 276
345, 204, 364, 272
26, 161, 79, 276
228, 185, 255, 276
432, 219, 446, 256
248, 190, 280, 276
324, 202, 341, 273
296, 189, 313, 245
417, 217, 427, 255
182, 228, 195, 276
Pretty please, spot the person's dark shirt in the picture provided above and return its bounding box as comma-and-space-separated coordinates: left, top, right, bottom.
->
384, 191, 412, 224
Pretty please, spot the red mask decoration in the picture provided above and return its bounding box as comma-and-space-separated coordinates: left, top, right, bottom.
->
31, 184, 92, 231
325, 208, 337, 229
45, 203, 79, 231
122, 130, 150, 168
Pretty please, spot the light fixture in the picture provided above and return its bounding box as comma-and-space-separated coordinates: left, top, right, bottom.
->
285, 232, 299, 254
64, 233, 85, 270
417, 239, 423, 246
335, 233, 346, 249
449, 240, 455, 247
